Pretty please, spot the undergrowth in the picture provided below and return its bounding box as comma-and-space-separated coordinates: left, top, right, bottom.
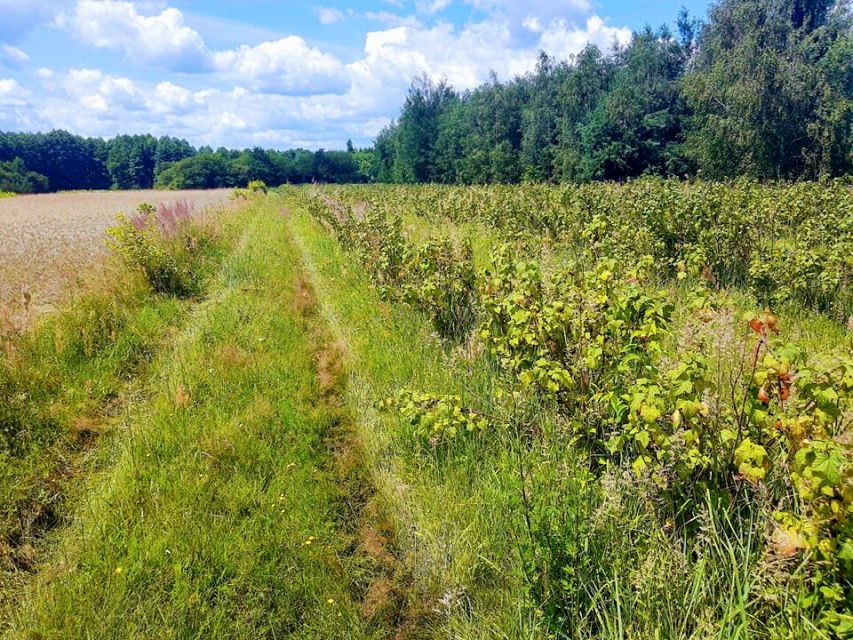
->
2, 183, 849, 639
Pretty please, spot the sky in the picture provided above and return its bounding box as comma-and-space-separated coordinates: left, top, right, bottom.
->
0, 0, 710, 150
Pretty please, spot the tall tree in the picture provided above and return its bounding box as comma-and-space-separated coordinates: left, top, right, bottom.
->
553, 44, 614, 180
393, 74, 458, 183
575, 27, 692, 180
520, 53, 562, 182
683, 0, 851, 178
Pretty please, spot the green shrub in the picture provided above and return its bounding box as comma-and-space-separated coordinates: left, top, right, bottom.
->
107, 203, 221, 297
322, 179, 853, 318
303, 190, 478, 340
403, 238, 478, 341
383, 390, 489, 445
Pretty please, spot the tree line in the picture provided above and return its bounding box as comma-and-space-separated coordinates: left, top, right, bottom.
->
0, 130, 372, 193
2, 0, 850, 193
376, 0, 852, 183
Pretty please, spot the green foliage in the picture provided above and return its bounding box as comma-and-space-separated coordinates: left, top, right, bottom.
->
0, 130, 109, 191
683, 0, 852, 179
0, 158, 49, 193
377, 0, 851, 184
156, 153, 231, 189
309, 181, 853, 635
390, 74, 459, 183
230, 180, 269, 201
0, 131, 371, 194
107, 204, 222, 297
107, 134, 159, 189
331, 178, 853, 319
479, 247, 678, 443
0, 268, 188, 580
9, 201, 377, 639
480, 250, 853, 634
303, 189, 478, 341
403, 238, 478, 341
383, 390, 489, 444
247, 179, 267, 193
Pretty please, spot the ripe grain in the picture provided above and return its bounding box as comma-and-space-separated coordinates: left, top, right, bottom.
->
0, 189, 231, 324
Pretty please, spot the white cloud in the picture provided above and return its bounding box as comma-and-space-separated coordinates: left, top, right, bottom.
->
65, 1, 350, 96
71, 0, 212, 71
0, 78, 30, 107
0, 0, 67, 43
213, 37, 350, 95
0, 78, 25, 95
539, 15, 631, 59
1, 45, 30, 68
464, 0, 594, 45
466, 0, 593, 18
5, 0, 636, 149
317, 7, 345, 25
150, 81, 194, 113
416, 0, 452, 14
63, 68, 145, 113
0, 77, 44, 131
364, 11, 423, 28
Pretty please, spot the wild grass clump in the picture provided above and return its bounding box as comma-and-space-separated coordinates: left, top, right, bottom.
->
108, 201, 223, 297
0, 191, 14, 199
0, 268, 185, 580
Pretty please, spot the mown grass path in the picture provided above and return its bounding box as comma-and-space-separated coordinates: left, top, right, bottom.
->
281, 196, 538, 639
8, 200, 387, 639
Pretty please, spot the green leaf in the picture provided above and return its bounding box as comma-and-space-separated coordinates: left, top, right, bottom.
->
734, 438, 768, 482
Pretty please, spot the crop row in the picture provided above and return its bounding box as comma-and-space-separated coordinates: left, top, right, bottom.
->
325, 179, 853, 321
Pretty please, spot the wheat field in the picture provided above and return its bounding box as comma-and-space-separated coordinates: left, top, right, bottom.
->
0, 189, 231, 327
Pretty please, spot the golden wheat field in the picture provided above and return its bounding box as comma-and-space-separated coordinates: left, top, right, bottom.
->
0, 189, 231, 326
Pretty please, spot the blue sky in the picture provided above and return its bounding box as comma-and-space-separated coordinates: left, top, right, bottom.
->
0, 0, 710, 150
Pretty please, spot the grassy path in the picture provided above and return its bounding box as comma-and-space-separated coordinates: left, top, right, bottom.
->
8, 200, 386, 639
281, 197, 540, 639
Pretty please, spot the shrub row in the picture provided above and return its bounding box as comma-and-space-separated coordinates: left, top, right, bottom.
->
305, 185, 852, 637
302, 189, 478, 341
328, 179, 853, 321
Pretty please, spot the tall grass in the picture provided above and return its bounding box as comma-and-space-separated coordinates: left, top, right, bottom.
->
0, 270, 185, 580
0, 202, 231, 624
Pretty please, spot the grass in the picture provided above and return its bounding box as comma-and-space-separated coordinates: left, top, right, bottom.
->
0, 202, 234, 597
6, 199, 393, 639
0, 189, 231, 322
284, 197, 555, 637
0, 270, 187, 594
